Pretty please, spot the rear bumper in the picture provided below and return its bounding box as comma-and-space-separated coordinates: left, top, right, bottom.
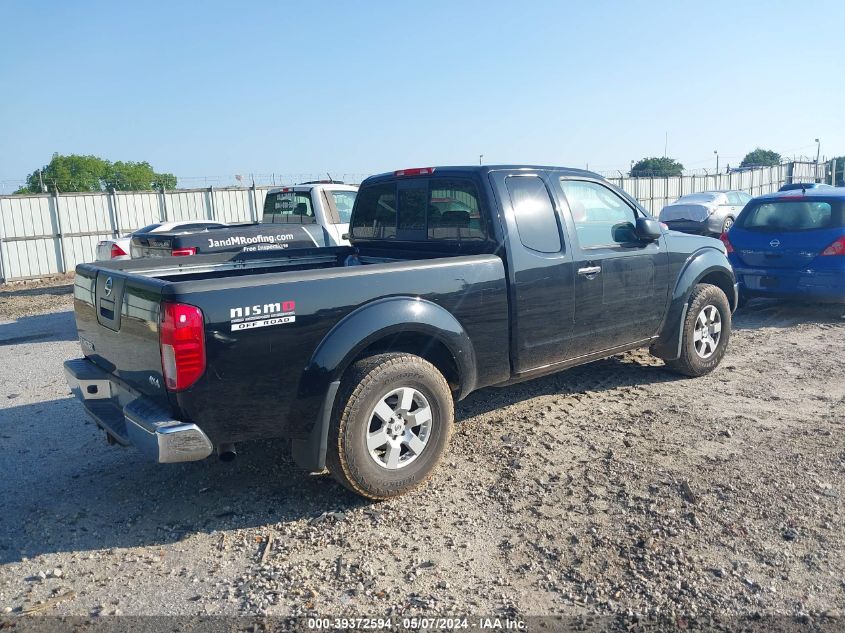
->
734, 266, 845, 303
664, 217, 722, 236
64, 358, 213, 463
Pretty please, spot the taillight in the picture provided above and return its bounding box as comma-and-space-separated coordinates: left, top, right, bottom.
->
821, 236, 845, 256
110, 243, 128, 258
159, 302, 206, 391
719, 232, 734, 254
171, 247, 197, 257
394, 167, 435, 177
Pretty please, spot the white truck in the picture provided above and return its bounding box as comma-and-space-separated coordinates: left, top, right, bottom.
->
130, 182, 358, 257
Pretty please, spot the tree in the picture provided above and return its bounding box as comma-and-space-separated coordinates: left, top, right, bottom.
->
630, 157, 684, 177
740, 148, 781, 168
15, 153, 177, 193
105, 161, 177, 191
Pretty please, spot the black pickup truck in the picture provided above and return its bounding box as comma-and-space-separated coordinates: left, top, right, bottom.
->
65, 166, 737, 499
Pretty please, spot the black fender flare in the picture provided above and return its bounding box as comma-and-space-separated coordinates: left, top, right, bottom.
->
652, 247, 737, 361
290, 296, 477, 471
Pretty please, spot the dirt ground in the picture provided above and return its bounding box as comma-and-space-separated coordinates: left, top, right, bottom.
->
0, 284, 843, 624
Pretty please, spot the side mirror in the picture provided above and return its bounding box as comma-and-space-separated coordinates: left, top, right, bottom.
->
635, 217, 662, 241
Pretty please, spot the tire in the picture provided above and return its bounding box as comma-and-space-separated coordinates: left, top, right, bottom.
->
326, 353, 454, 500
664, 283, 731, 377
721, 216, 735, 233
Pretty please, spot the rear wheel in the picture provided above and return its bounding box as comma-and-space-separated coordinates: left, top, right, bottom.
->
721, 216, 735, 233
664, 283, 731, 377
326, 353, 454, 500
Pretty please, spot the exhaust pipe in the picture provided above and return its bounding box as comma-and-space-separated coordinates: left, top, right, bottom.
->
217, 443, 237, 462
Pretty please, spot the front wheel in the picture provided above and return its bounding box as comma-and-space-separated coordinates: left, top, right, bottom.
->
664, 283, 731, 377
326, 353, 454, 500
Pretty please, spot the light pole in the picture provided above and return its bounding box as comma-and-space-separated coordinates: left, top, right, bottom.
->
815, 138, 821, 180
479, 154, 484, 165
714, 150, 719, 174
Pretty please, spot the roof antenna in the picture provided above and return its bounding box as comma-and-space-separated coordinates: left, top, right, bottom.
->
327, 172, 334, 183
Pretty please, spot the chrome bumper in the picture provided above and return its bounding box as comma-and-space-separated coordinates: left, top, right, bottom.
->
64, 358, 213, 463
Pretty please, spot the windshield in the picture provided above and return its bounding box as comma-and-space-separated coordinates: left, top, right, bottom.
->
736, 199, 842, 232
331, 190, 357, 224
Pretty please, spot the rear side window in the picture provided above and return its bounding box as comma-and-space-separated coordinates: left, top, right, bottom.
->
737, 200, 840, 232
262, 191, 316, 224
505, 176, 561, 253
330, 190, 357, 224
351, 178, 486, 241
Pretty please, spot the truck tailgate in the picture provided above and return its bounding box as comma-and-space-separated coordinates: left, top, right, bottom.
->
73, 264, 171, 410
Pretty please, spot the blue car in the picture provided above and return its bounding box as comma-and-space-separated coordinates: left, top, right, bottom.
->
723, 188, 845, 304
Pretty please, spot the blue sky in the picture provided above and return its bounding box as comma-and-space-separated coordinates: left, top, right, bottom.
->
1, 0, 843, 189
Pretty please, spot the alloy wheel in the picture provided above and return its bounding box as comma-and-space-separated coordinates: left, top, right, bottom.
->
366, 387, 433, 470
693, 304, 722, 359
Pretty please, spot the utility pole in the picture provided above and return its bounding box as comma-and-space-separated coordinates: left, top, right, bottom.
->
479, 154, 483, 165
815, 138, 821, 181
714, 150, 719, 174
37, 169, 46, 193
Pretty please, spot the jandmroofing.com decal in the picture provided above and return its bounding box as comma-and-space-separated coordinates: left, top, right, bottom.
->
208, 233, 296, 249
229, 300, 296, 331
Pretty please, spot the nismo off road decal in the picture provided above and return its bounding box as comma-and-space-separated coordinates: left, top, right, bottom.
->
229, 300, 296, 331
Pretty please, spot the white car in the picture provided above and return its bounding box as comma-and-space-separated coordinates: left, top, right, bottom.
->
659, 190, 752, 236
96, 221, 228, 260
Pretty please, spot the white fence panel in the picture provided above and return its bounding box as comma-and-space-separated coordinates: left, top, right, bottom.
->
2, 237, 61, 279
0, 162, 835, 281
116, 192, 161, 233
167, 190, 209, 222
212, 188, 254, 224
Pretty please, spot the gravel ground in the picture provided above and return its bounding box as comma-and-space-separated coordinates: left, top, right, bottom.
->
0, 286, 843, 623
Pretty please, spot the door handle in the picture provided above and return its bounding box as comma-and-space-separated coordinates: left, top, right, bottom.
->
577, 265, 602, 276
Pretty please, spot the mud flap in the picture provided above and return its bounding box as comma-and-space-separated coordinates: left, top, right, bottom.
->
290, 380, 340, 472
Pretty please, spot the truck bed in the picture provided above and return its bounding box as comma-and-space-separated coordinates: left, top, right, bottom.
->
72, 246, 510, 451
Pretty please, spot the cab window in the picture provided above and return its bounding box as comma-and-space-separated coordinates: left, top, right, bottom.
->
350, 183, 397, 238
560, 179, 638, 248
427, 179, 485, 241
262, 191, 316, 224
351, 178, 486, 241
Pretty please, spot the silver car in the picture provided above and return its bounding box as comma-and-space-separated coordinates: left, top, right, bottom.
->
659, 190, 752, 236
